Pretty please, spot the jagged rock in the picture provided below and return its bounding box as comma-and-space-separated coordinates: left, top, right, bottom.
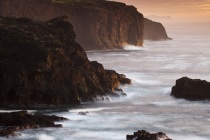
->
0, 16, 131, 107
171, 77, 210, 100
0, 0, 144, 50
144, 18, 171, 41
0, 111, 68, 137
126, 130, 172, 140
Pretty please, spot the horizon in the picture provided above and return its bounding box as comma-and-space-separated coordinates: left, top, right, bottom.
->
112, 0, 210, 25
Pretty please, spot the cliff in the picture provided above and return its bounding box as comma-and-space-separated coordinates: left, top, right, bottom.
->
144, 18, 171, 40
0, 16, 131, 107
0, 0, 144, 50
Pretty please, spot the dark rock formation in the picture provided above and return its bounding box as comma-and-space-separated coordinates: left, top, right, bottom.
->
144, 18, 171, 41
78, 111, 89, 115
171, 77, 210, 100
0, 16, 131, 107
0, 111, 68, 137
126, 130, 172, 140
0, 0, 144, 50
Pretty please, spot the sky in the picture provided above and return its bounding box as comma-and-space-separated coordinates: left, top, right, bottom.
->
113, 0, 210, 23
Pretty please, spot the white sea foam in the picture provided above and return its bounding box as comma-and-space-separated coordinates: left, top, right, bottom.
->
123, 45, 145, 50
68, 107, 109, 113
6, 26, 210, 140
37, 134, 55, 140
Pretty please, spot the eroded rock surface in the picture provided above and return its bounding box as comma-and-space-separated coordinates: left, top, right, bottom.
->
0, 111, 68, 137
0, 0, 144, 50
0, 16, 131, 107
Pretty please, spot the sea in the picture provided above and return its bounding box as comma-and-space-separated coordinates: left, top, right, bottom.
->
2, 23, 210, 140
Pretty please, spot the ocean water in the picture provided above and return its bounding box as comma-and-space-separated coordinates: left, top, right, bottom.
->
2, 25, 210, 140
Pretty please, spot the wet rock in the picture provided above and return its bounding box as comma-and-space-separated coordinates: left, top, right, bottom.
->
78, 111, 89, 116
126, 130, 172, 140
171, 77, 210, 100
0, 16, 131, 107
0, 111, 68, 137
113, 88, 127, 97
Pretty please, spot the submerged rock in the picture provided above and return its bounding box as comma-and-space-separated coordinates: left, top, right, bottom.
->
171, 77, 210, 100
0, 16, 131, 107
78, 111, 89, 115
126, 130, 172, 140
0, 111, 68, 137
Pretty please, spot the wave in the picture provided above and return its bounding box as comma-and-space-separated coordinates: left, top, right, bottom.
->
123, 45, 146, 50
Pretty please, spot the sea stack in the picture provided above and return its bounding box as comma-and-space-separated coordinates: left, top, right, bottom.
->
171, 77, 210, 100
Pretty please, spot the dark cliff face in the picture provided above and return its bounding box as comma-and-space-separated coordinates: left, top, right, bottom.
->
144, 18, 171, 41
0, 16, 131, 107
0, 0, 144, 50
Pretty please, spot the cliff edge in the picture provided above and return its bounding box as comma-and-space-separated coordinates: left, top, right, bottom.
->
0, 0, 144, 50
0, 16, 131, 107
144, 18, 171, 40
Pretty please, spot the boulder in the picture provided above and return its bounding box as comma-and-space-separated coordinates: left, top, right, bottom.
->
171, 77, 210, 100
126, 130, 172, 140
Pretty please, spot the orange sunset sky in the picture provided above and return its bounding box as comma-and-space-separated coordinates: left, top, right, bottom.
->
113, 0, 210, 23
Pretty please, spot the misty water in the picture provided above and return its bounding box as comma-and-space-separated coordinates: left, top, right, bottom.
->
2, 25, 210, 140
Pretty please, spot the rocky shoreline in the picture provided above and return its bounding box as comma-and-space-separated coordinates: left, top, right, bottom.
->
0, 111, 68, 137
0, 112, 172, 140
0, 16, 131, 108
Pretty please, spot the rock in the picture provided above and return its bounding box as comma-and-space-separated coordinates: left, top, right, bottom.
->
0, 0, 144, 50
0, 16, 131, 107
126, 130, 172, 140
171, 77, 210, 100
0, 111, 68, 137
113, 88, 127, 97
78, 111, 89, 115
144, 18, 171, 41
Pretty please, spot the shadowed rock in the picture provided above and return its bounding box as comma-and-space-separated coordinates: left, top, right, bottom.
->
0, 16, 131, 108
0, 111, 68, 137
126, 130, 172, 140
144, 18, 171, 41
171, 77, 210, 100
0, 0, 144, 50
78, 111, 89, 115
